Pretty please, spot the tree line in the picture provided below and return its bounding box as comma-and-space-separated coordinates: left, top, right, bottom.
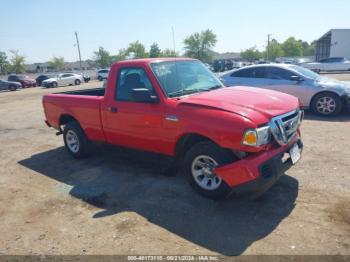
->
0, 29, 317, 74
240, 37, 315, 62
93, 29, 217, 68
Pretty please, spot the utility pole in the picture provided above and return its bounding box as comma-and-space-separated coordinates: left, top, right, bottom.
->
75, 32, 82, 71
267, 34, 271, 61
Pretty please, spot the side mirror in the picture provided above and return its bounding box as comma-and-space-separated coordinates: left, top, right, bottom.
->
290, 75, 303, 83
131, 88, 159, 103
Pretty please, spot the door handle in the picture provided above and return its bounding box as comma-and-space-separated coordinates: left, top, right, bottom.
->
108, 106, 118, 113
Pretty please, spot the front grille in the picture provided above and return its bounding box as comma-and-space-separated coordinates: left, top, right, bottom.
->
269, 109, 302, 146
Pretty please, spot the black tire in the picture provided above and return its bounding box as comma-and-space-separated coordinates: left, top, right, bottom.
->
75, 79, 81, 85
311, 92, 342, 116
98, 76, 103, 81
52, 82, 58, 88
63, 121, 91, 159
184, 141, 234, 200
8, 85, 17, 91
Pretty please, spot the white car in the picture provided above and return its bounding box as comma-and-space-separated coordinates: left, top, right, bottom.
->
302, 57, 350, 73
42, 73, 84, 88
97, 69, 109, 81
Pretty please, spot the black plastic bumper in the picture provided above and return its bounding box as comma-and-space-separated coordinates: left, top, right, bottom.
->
231, 139, 303, 198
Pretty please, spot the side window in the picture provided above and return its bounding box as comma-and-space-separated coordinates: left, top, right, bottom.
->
231, 68, 254, 78
116, 67, 155, 101
61, 74, 71, 78
265, 67, 294, 80
231, 67, 265, 78
253, 67, 265, 78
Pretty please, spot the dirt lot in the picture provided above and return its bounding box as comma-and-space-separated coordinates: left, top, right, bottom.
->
0, 76, 349, 256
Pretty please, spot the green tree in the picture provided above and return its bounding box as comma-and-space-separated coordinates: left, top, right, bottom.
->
183, 29, 217, 62
93, 46, 112, 68
281, 37, 303, 57
240, 46, 262, 61
48, 56, 65, 70
149, 43, 161, 58
114, 48, 128, 61
161, 48, 178, 57
0, 51, 10, 74
267, 39, 284, 60
126, 41, 148, 58
302, 40, 316, 56
9, 50, 25, 74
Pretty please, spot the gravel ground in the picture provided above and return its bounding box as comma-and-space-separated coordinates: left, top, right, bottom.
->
0, 76, 349, 256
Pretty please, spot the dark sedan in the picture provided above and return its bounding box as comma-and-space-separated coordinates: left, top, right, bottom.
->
8, 75, 36, 88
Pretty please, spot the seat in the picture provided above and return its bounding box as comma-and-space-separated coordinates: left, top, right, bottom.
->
118, 73, 145, 101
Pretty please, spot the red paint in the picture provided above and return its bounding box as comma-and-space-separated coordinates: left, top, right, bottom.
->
43, 58, 302, 189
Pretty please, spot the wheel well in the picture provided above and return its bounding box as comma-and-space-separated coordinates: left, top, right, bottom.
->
59, 114, 77, 126
174, 133, 234, 161
310, 91, 341, 107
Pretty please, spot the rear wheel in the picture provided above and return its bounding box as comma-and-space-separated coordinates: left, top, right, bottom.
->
63, 121, 90, 158
74, 79, 81, 85
8, 85, 17, 91
184, 141, 234, 200
98, 76, 103, 81
312, 92, 342, 116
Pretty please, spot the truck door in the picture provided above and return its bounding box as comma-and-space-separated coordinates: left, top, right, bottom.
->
101, 67, 166, 154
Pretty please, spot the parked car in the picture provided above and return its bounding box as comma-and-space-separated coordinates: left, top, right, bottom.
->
36, 74, 54, 86
0, 79, 22, 91
220, 64, 350, 116
43, 58, 303, 200
42, 73, 84, 88
97, 69, 109, 81
301, 57, 350, 73
8, 75, 36, 88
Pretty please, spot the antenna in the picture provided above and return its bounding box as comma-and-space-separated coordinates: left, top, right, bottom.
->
172, 26, 181, 96
172, 26, 176, 57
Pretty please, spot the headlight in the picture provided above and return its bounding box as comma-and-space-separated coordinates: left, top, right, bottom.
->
242, 126, 270, 147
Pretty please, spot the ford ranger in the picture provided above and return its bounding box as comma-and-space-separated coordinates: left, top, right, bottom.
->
43, 58, 303, 199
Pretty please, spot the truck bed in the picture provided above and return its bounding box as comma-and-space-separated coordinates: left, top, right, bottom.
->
43, 88, 105, 142
56, 87, 105, 96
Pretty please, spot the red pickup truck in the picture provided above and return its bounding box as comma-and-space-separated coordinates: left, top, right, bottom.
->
43, 58, 303, 199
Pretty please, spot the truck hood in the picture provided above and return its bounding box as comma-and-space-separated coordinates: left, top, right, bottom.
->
178, 86, 299, 124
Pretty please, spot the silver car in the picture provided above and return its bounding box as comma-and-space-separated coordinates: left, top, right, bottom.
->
220, 64, 350, 116
0, 79, 22, 92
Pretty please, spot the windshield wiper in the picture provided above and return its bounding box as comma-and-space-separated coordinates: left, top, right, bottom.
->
207, 85, 223, 90
168, 89, 201, 98
168, 85, 223, 98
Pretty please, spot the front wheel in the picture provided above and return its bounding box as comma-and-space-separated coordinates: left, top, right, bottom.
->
75, 79, 81, 85
8, 85, 17, 91
63, 121, 90, 158
51, 82, 58, 88
312, 93, 342, 116
184, 141, 233, 200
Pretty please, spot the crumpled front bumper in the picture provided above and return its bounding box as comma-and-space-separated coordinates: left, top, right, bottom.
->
214, 134, 303, 196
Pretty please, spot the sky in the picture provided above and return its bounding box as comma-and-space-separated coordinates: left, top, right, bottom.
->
0, 0, 349, 63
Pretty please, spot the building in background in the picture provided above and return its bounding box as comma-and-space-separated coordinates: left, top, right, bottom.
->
315, 29, 350, 61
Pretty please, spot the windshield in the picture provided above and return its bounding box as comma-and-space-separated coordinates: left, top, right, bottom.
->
151, 60, 223, 98
290, 65, 320, 80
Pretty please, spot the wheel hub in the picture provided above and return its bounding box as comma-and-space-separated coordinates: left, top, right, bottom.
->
191, 155, 222, 191
316, 96, 336, 114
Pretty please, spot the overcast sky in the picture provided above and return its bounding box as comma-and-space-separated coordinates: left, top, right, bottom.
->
1, 0, 349, 63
